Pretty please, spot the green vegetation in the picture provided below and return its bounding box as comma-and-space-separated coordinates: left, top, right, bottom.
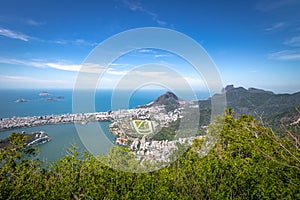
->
131, 120, 153, 135
1, 112, 299, 199
199, 86, 300, 135
152, 119, 180, 141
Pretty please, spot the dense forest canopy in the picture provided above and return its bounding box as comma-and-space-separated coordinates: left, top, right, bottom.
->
0, 111, 299, 199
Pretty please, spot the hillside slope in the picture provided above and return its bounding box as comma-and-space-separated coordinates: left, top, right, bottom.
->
199, 85, 300, 130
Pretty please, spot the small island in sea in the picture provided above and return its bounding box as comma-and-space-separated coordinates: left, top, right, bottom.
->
39, 91, 51, 96
14, 92, 64, 104
1, 91, 201, 162
44, 97, 57, 102
39, 91, 64, 102
2, 85, 300, 163
15, 98, 29, 103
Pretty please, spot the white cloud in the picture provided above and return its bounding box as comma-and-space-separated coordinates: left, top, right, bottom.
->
109, 63, 133, 68
0, 57, 112, 74
106, 68, 129, 75
154, 54, 172, 58
130, 70, 167, 78
133, 48, 173, 59
80, 63, 106, 74
268, 36, 300, 62
0, 75, 66, 84
268, 50, 300, 60
135, 49, 154, 53
23, 19, 44, 26
0, 75, 75, 89
0, 27, 31, 41
0, 27, 97, 46
121, 0, 167, 26
123, 0, 143, 11
284, 36, 300, 47
265, 22, 285, 31
0, 57, 82, 72
102, 66, 206, 90
156, 19, 167, 26
0, 57, 45, 67
45, 63, 81, 72
53, 39, 98, 46
184, 76, 205, 87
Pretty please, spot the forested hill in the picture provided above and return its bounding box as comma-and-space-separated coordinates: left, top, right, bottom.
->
1, 112, 299, 199
143, 91, 180, 112
199, 85, 300, 130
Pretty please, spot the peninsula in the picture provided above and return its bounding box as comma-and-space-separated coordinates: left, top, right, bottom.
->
1, 91, 202, 162
2, 86, 299, 162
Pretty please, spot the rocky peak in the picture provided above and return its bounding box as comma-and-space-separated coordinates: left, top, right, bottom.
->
153, 91, 179, 104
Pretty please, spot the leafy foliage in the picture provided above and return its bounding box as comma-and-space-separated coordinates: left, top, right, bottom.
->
152, 119, 180, 141
198, 85, 300, 134
0, 113, 299, 199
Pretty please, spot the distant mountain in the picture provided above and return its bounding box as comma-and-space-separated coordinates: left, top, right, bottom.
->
141, 86, 299, 133
144, 91, 180, 112
153, 91, 179, 103
199, 85, 300, 132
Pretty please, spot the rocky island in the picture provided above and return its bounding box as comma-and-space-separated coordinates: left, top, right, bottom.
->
1, 91, 202, 162
15, 98, 29, 103
2, 86, 299, 162
39, 91, 51, 96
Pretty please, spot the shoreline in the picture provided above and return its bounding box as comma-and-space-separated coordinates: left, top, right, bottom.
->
0, 112, 113, 131
0, 131, 51, 148
0, 101, 203, 163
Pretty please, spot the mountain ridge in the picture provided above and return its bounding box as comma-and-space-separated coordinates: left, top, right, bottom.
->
202, 85, 300, 132
139, 86, 300, 132
141, 91, 180, 112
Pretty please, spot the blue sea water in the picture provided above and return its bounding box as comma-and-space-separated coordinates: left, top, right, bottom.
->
0, 89, 209, 162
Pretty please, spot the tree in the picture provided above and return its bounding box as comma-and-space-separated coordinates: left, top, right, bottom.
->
0, 112, 299, 199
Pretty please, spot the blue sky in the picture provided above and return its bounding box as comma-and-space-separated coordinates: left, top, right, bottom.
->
0, 0, 299, 93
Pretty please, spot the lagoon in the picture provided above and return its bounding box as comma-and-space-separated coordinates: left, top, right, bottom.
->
0, 89, 209, 162
0, 121, 115, 162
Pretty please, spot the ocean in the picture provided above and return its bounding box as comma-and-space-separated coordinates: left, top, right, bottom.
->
0, 89, 209, 162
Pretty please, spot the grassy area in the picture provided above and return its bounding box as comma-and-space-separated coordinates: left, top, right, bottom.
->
131, 120, 153, 135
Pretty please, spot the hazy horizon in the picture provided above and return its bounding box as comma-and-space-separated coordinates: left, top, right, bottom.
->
0, 0, 299, 93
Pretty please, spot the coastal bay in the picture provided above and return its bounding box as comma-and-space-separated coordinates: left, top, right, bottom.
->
0, 122, 115, 162
0, 89, 208, 162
